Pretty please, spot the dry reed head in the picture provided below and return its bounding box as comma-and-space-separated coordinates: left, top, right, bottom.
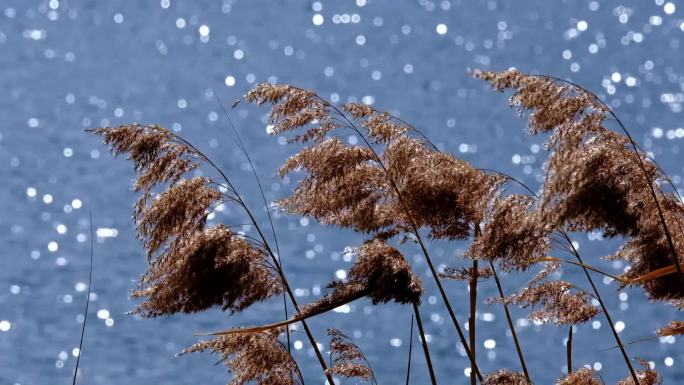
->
483, 369, 528, 385
132, 224, 282, 316
184, 329, 303, 385
248, 83, 504, 240
477, 69, 684, 302
467, 194, 550, 271
245, 84, 339, 143
612, 197, 684, 300
506, 280, 599, 325
383, 136, 505, 239
89, 124, 199, 193
656, 320, 684, 336
276, 137, 390, 233
299, 239, 423, 318
91, 125, 282, 317
326, 329, 376, 384
617, 359, 661, 385
555, 367, 602, 385
136, 176, 221, 257
440, 266, 494, 281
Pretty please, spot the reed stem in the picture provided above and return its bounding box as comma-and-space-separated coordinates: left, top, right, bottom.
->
559, 229, 639, 384
413, 303, 437, 385
469, 261, 478, 385
566, 326, 573, 375
489, 261, 531, 384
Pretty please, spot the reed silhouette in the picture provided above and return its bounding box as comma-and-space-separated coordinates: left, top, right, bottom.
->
89, 69, 682, 385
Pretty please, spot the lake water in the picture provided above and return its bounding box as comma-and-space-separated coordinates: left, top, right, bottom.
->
2, 0, 684, 384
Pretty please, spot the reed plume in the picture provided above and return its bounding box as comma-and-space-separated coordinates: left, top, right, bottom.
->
184, 329, 303, 385
476, 69, 684, 302
299, 239, 423, 319
555, 367, 601, 385
617, 360, 661, 385
482, 370, 528, 385
326, 328, 377, 384
656, 320, 684, 336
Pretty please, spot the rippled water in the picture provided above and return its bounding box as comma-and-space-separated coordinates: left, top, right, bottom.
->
2, 0, 684, 384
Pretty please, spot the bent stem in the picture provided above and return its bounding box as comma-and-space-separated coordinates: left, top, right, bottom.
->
406, 316, 414, 385
72, 212, 95, 385
558, 229, 639, 384
469, 260, 478, 385
489, 261, 531, 384
413, 303, 437, 385
567, 326, 573, 374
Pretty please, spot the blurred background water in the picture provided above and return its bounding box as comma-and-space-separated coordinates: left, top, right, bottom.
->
2, 0, 684, 384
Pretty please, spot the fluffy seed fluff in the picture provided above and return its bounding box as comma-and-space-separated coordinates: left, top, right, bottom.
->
555, 367, 602, 385
467, 194, 550, 271
483, 369, 528, 385
132, 224, 282, 316
477, 69, 684, 302
91, 125, 282, 317
298, 239, 423, 319
505, 280, 599, 325
184, 329, 303, 385
246, 83, 504, 240
326, 329, 376, 384
616, 359, 661, 385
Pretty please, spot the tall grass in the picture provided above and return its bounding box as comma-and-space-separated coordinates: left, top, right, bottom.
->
88, 69, 682, 385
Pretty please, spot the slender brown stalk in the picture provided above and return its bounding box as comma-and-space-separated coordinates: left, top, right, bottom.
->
413, 303, 437, 385
559, 229, 639, 384
566, 326, 573, 374
469, 259, 478, 385
72, 212, 94, 385
489, 261, 531, 384
406, 316, 414, 385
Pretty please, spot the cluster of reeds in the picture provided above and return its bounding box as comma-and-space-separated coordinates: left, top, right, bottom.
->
88, 69, 684, 385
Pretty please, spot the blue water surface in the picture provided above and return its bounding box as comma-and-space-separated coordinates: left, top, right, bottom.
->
2, 0, 684, 384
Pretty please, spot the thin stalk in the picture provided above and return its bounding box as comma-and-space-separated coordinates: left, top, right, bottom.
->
322, 101, 483, 383
468, 259, 478, 385
567, 326, 573, 374
213, 91, 291, 352
72, 212, 94, 385
173, 133, 334, 384
489, 261, 531, 384
405, 316, 414, 385
413, 303, 437, 385
558, 229, 639, 384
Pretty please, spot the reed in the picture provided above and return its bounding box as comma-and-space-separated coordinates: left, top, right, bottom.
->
89, 69, 682, 385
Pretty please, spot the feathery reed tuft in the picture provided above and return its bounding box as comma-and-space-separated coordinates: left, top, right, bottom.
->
299, 239, 423, 318
482, 370, 528, 385
505, 280, 599, 325
132, 224, 282, 316
555, 367, 601, 385
184, 329, 303, 385
617, 359, 662, 385
656, 320, 684, 337
326, 329, 377, 384
467, 194, 550, 271
477, 69, 684, 302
